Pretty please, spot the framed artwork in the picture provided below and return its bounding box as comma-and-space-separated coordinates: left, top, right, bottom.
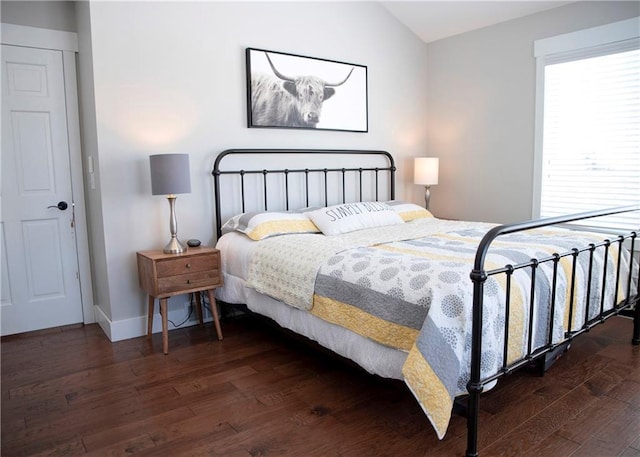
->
246, 48, 368, 132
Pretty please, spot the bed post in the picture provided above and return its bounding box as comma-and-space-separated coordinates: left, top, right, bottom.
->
466, 268, 486, 457
633, 231, 640, 345
630, 231, 640, 346
466, 223, 506, 457
466, 224, 498, 457
633, 300, 640, 345
212, 150, 231, 240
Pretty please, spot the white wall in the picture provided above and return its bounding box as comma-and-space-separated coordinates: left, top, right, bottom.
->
81, 1, 429, 339
425, 1, 640, 223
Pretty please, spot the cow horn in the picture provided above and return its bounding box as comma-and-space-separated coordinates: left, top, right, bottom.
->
325, 67, 355, 87
265, 53, 295, 82
265, 52, 355, 87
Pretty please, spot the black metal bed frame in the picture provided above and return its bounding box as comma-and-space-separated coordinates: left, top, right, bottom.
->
212, 149, 640, 457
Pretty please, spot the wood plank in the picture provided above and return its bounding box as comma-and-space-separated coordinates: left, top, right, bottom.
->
82, 406, 195, 451
482, 380, 616, 454
27, 438, 87, 457
84, 434, 156, 457
569, 404, 640, 457
607, 379, 640, 407
521, 433, 580, 457
555, 395, 627, 444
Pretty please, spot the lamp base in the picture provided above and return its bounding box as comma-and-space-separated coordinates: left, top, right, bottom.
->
424, 185, 432, 210
163, 195, 186, 254
163, 237, 187, 254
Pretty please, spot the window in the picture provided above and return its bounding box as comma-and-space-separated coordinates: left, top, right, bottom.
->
533, 18, 640, 232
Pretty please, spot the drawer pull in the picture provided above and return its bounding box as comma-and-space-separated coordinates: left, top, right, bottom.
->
187, 279, 192, 284
186, 263, 192, 269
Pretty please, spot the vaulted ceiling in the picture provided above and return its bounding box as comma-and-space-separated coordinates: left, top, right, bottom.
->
380, 1, 573, 43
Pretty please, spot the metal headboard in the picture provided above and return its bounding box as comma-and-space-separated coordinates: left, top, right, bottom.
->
212, 149, 396, 239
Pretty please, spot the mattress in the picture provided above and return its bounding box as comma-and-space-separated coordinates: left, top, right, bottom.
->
215, 232, 408, 380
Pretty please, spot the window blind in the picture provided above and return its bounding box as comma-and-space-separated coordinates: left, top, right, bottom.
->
539, 41, 640, 232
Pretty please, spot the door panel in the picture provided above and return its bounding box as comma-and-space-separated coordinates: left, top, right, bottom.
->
23, 219, 65, 299
1, 44, 83, 335
12, 111, 56, 192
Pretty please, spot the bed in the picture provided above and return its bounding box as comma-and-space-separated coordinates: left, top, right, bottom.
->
212, 149, 640, 457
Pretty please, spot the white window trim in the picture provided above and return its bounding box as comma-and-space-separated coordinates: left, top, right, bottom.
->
532, 17, 640, 219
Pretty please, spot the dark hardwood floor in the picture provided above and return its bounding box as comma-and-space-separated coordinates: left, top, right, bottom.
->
2, 313, 639, 457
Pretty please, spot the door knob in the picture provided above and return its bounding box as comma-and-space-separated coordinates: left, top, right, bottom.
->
48, 201, 68, 211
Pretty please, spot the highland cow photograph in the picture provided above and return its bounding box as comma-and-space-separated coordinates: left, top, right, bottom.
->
246, 48, 368, 132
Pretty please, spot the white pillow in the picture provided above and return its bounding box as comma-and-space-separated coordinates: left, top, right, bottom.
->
305, 202, 404, 236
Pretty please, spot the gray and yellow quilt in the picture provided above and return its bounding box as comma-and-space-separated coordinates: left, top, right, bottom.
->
246, 218, 632, 438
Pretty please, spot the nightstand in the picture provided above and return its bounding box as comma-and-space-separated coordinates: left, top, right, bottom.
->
136, 246, 223, 354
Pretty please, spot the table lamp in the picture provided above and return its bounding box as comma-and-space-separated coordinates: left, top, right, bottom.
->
149, 153, 191, 254
414, 157, 439, 210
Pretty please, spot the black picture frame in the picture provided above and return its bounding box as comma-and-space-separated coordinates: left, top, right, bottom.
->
246, 48, 368, 132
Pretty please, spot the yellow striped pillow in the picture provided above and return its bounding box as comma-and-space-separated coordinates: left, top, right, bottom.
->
221, 211, 320, 241
387, 201, 434, 222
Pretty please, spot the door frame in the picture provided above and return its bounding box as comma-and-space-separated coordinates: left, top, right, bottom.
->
2, 23, 95, 325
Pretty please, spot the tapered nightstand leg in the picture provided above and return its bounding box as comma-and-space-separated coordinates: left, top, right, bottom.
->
193, 292, 204, 326
160, 298, 169, 354
206, 289, 223, 340
147, 295, 155, 337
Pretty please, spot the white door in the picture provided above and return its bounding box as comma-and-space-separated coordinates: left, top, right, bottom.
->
1, 44, 84, 335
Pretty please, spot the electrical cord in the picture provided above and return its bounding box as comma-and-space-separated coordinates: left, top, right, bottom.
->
165, 291, 224, 327
199, 292, 226, 319
167, 292, 196, 328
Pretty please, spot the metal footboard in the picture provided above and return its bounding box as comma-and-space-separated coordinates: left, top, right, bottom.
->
465, 204, 640, 457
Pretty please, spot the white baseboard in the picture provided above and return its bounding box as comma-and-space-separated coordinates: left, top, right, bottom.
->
94, 303, 214, 342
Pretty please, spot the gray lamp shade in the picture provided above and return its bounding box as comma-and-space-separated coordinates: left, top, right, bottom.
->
149, 153, 191, 195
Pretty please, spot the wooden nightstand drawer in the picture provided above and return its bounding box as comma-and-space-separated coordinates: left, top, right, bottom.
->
157, 270, 222, 295
156, 251, 219, 277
